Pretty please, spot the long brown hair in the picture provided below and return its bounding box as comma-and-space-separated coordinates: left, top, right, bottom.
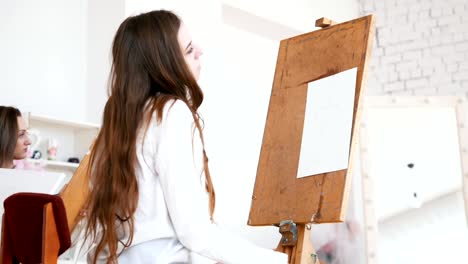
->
85, 10, 215, 263
0, 106, 21, 168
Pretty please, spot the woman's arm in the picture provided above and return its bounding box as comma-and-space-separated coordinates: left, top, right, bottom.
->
156, 100, 287, 264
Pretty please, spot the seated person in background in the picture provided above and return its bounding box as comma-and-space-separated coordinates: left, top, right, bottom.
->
0, 106, 31, 169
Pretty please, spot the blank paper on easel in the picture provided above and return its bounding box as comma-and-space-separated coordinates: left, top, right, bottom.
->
297, 67, 357, 178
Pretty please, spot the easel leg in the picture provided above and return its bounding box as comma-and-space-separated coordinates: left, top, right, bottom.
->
276, 224, 320, 264
295, 224, 319, 264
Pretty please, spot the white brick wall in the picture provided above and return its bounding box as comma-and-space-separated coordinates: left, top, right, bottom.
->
360, 0, 468, 96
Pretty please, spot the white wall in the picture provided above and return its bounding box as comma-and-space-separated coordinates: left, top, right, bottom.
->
222, 0, 360, 32
360, 0, 468, 96
0, 0, 87, 121
0, 0, 124, 124
86, 0, 125, 123
201, 22, 281, 247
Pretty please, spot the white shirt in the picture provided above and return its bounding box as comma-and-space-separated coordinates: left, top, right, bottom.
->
116, 100, 287, 264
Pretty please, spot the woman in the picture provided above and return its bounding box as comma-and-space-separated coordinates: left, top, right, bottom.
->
0, 106, 31, 169
84, 10, 287, 263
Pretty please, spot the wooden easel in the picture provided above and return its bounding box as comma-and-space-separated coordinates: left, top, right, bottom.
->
248, 15, 374, 264
58, 154, 91, 231
43, 154, 91, 262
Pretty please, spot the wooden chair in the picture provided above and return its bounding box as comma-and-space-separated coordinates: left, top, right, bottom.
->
0, 154, 90, 264
1, 193, 71, 264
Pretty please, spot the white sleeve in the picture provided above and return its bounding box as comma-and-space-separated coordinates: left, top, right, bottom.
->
155, 101, 287, 264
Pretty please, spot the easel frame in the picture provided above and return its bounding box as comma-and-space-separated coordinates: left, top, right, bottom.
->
249, 14, 375, 225
248, 14, 375, 263
359, 96, 468, 264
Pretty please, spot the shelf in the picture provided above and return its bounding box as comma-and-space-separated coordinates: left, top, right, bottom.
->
28, 113, 100, 131
24, 113, 97, 176
26, 159, 79, 169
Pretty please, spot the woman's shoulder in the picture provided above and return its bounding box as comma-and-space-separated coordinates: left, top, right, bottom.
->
145, 99, 194, 130
165, 99, 191, 114
139, 99, 194, 145
161, 99, 193, 122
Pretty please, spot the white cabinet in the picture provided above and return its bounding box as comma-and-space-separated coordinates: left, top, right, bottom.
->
26, 113, 99, 179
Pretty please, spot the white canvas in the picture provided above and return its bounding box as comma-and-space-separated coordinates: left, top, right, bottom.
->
297, 67, 357, 178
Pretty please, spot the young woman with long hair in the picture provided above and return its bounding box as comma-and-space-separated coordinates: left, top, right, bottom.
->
84, 10, 287, 263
